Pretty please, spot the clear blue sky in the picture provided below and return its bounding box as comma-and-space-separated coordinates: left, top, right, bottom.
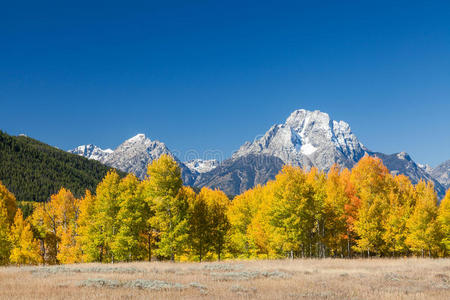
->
1, 1, 449, 166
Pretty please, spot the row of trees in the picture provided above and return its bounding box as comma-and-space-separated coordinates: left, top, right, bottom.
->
229, 158, 449, 258
0, 155, 449, 265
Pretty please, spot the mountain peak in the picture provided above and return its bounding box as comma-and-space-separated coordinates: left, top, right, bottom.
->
286, 109, 333, 132
233, 108, 367, 170
126, 133, 147, 143
396, 151, 410, 160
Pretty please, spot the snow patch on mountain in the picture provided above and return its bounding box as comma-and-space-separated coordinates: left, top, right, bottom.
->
184, 159, 219, 173
300, 143, 317, 155
69, 144, 113, 162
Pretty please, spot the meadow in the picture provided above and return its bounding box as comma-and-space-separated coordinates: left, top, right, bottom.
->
0, 258, 449, 299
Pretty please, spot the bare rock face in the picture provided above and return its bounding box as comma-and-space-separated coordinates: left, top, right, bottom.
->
431, 160, 450, 190
194, 154, 285, 196
370, 152, 446, 198
101, 134, 172, 179
233, 109, 368, 171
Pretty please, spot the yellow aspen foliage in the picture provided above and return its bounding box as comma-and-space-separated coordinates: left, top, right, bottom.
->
112, 174, 147, 262
0, 202, 11, 265
382, 175, 415, 256
57, 226, 80, 264
9, 209, 41, 265
351, 156, 390, 256
306, 167, 327, 257
200, 188, 230, 260
144, 154, 182, 200
228, 185, 266, 257
76, 190, 96, 262
0, 180, 17, 224
30, 204, 57, 264
30, 188, 79, 264
324, 165, 351, 257
246, 185, 276, 258
92, 170, 121, 263
438, 190, 450, 253
268, 166, 315, 257
144, 155, 186, 261
187, 188, 210, 261
406, 180, 441, 257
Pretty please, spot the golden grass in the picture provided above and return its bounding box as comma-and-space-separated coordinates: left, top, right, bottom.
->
0, 258, 449, 299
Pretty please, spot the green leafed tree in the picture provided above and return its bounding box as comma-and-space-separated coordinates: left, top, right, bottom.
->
438, 190, 450, 254
143, 154, 187, 261
91, 170, 121, 262
0, 202, 11, 265
112, 174, 147, 261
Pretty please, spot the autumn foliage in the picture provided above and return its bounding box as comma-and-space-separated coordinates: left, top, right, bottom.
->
0, 155, 449, 265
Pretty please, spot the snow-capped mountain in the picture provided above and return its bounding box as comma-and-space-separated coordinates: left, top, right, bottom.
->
233, 109, 367, 171
69, 134, 197, 183
431, 160, 450, 191
184, 159, 219, 173
101, 134, 174, 179
69, 144, 113, 161
68, 109, 447, 198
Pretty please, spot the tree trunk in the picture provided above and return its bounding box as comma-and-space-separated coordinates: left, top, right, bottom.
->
99, 244, 103, 262
148, 233, 152, 262
347, 238, 351, 258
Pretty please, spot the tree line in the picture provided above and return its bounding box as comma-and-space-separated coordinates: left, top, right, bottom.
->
0, 154, 449, 265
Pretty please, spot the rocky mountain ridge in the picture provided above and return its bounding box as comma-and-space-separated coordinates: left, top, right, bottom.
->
69, 109, 448, 197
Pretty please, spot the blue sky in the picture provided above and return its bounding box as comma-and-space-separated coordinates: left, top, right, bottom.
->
1, 0, 449, 166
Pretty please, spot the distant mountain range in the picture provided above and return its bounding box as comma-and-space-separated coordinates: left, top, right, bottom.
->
69, 109, 449, 198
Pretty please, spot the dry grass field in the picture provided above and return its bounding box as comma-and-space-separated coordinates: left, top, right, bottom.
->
0, 258, 449, 299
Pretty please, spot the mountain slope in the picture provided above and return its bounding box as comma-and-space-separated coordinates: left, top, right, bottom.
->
194, 154, 284, 196
370, 151, 446, 198
102, 134, 173, 179
0, 130, 125, 202
431, 160, 450, 190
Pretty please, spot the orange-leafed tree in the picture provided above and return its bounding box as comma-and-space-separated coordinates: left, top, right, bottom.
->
351, 156, 390, 256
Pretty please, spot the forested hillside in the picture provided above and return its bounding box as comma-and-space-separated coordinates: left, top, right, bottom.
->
0, 131, 125, 202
